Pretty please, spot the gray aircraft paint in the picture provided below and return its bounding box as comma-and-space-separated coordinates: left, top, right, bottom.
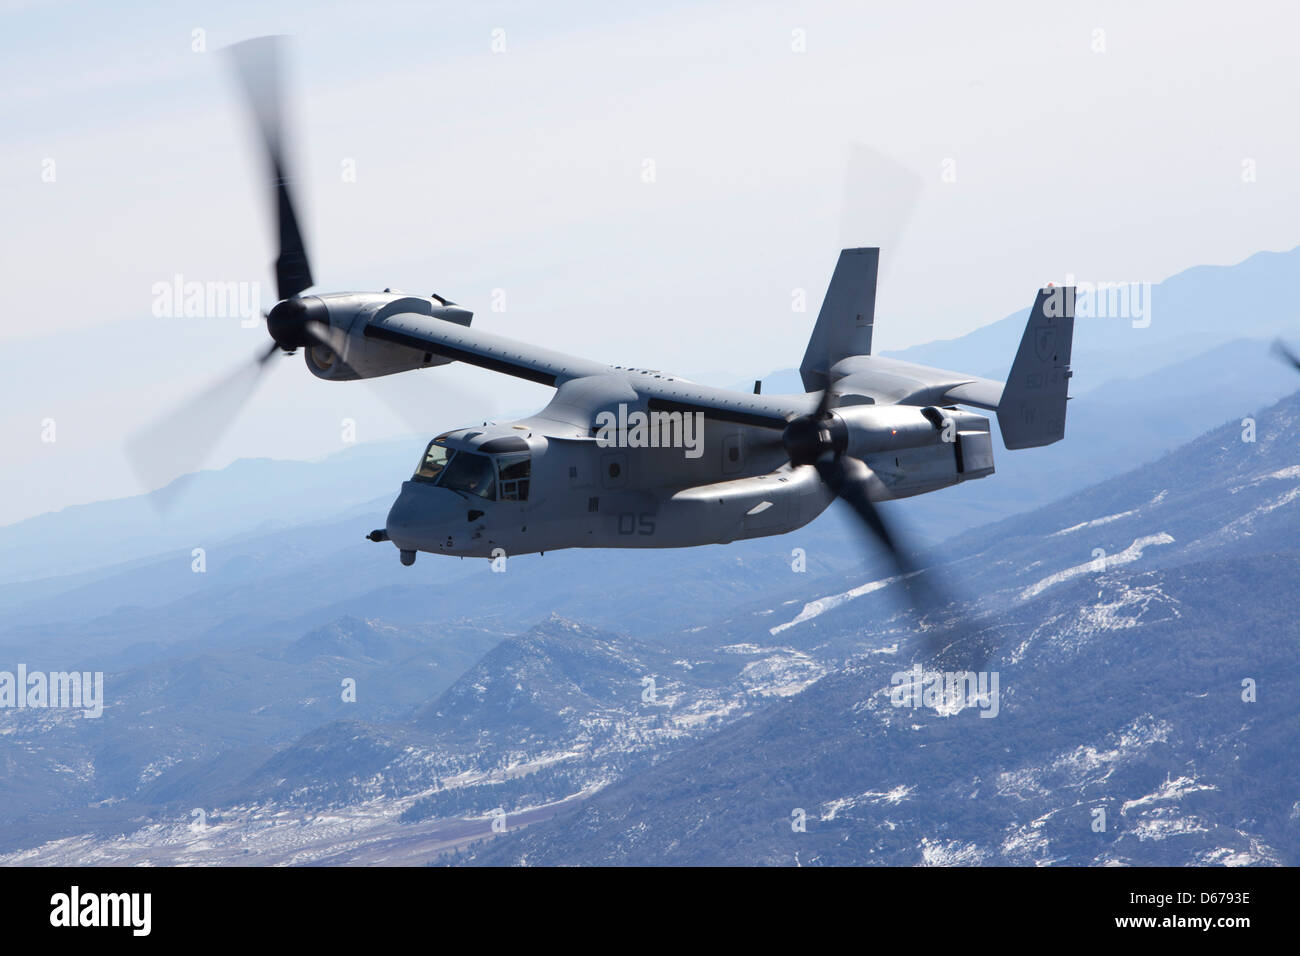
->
298, 248, 1075, 562
133, 40, 1077, 570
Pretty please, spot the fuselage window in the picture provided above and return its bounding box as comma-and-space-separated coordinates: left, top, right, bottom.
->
413, 441, 450, 483
437, 450, 497, 500
497, 453, 531, 501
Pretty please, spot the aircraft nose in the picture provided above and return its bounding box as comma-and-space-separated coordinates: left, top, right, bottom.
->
385, 481, 465, 550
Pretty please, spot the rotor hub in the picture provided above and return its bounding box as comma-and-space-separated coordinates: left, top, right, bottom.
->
782, 411, 847, 466
266, 296, 328, 351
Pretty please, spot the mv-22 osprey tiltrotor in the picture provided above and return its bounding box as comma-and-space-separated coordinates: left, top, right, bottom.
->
135, 37, 1075, 583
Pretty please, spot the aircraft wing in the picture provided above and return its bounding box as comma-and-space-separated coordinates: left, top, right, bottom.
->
366, 310, 821, 428
365, 311, 612, 386
636, 380, 820, 429
362, 282, 1069, 448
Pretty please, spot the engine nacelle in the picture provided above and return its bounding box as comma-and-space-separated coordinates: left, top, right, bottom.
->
303, 292, 473, 381
835, 404, 995, 499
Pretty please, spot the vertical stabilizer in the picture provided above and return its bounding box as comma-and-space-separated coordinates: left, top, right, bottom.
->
799, 248, 879, 392
998, 286, 1075, 449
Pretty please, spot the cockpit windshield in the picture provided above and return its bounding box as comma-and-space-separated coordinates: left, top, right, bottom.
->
411, 439, 531, 502
413, 441, 451, 483
436, 450, 498, 500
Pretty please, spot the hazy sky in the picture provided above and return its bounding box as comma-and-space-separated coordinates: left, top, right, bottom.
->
3, 0, 1298, 524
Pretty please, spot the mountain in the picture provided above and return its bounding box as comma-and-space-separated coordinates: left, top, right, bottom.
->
0, 493, 870, 673
902, 335, 1300, 526
210, 615, 829, 812
463, 554, 1297, 866
883, 246, 1300, 391
5, 333, 1294, 669
0, 616, 831, 862
460, 390, 1300, 865
0, 616, 504, 849
8, 245, 1299, 593
0, 440, 425, 589
6, 389, 1298, 865
3, 248, 1299, 866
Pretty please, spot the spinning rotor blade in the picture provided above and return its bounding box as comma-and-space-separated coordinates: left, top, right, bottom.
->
303, 320, 494, 437
125, 37, 461, 512
1272, 338, 1300, 372
839, 143, 923, 282
814, 453, 943, 612
125, 341, 280, 509
814, 456, 909, 574
744, 388, 948, 622
228, 36, 314, 301
819, 454, 974, 663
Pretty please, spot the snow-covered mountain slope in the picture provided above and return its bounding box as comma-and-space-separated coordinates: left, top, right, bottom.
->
460, 394, 1300, 866
464, 549, 1300, 866
6, 392, 1300, 865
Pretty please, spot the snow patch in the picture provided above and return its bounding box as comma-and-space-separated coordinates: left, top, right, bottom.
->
819, 785, 914, 821
919, 837, 987, 866
1121, 775, 1216, 816
769, 573, 910, 634
1020, 533, 1175, 601
1051, 510, 1136, 537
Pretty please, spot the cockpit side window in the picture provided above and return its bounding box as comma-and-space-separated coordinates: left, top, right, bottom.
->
436, 450, 497, 500
413, 441, 451, 483
496, 453, 531, 501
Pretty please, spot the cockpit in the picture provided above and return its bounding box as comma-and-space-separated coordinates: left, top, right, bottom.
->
412, 439, 531, 501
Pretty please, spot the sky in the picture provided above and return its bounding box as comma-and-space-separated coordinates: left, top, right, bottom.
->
2, 0, 1298, 525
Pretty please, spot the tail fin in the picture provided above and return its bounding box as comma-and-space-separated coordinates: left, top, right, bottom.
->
800, 247, 879, 391
997, 286, 1075, 449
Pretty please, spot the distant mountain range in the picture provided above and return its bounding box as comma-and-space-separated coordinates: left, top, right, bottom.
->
461, 391, 1300, 866
5, 245, 1299, 591
1, 246, 1297, 865
467, 551, 1296, 866
883, 246, 1300, 389
2, 383, 1296, 864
